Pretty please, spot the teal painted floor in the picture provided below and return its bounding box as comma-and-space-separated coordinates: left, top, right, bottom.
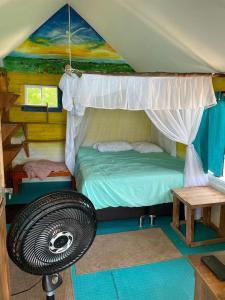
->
73, 257, 194, 300
7, 182, 225, 300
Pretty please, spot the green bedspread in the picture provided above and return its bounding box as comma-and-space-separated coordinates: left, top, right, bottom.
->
75, 147, 184, 209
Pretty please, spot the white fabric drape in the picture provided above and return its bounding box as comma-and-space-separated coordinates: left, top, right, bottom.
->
150, 123, 176, 156
145, 109, 208, 186
145, 109, 208, 219
60, 73, 78, 111
66, 109, 95, 173
59, 73, 216, 191
59, 73, 216, 111
66, 112, 82, 174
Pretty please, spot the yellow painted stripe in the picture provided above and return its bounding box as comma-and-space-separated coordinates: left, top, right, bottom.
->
26, 123, 66, 140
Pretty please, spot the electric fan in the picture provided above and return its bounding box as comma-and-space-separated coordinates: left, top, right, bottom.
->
7, 191, 97, 300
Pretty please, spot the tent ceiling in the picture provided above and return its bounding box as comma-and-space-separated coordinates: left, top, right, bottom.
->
0, 0, 65, 60
1, 0, 225, 72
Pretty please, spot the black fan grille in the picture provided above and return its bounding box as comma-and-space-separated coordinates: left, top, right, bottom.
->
7, 191, 96, 275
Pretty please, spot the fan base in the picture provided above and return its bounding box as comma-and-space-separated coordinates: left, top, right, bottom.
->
42, 274, 62, 300
47, 295, 55, 300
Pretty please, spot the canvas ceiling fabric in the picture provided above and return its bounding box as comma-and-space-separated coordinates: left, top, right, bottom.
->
59, 73, 216, 111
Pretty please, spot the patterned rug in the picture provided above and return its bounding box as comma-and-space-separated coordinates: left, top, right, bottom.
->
9, 259, 74, 300
76, 228, 182, 274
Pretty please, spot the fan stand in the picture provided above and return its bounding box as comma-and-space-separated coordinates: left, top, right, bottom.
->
7, 191, 97, 300
42, 274, 62, 300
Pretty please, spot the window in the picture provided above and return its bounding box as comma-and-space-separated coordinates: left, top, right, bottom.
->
25, 85, 58, 107
23, 85, 62, 112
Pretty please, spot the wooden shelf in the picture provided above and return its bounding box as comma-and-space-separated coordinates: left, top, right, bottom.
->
5, 121, 66, 125
3, 144, 23, 169
23, 139, 65, 143
0, 92, 19, 112
1, 124, 22, 146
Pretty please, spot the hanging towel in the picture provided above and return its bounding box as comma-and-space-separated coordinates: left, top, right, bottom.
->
194, 92, 225, 177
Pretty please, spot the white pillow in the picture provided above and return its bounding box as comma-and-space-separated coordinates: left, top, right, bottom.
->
132, 142, 163, 153
93, 141, 133, 152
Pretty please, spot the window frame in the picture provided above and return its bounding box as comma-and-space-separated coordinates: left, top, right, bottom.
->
22, 84, 62, 112
209, 172, 225, 192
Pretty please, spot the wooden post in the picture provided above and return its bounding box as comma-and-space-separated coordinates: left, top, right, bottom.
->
172, 195, 180, 228
22, 123, 30, 157
0, 113, 11, 300
186, 206, 194, 245
203, 207, 211, 226
219, 205, 225, 237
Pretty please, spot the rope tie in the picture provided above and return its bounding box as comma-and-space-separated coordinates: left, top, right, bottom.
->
65, 1, 82, 77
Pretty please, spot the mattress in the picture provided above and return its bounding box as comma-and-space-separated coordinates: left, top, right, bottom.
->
75, 147, 184, 209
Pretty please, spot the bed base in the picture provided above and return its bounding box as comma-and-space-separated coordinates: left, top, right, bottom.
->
6, 202, 184, 224
95, 202, 182, 222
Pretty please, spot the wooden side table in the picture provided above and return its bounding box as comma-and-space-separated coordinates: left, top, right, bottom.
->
171, 186, 225, 247
188, 251, 225, 300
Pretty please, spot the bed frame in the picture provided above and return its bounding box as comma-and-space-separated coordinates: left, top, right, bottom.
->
96, 202, 184, 221
6, 202, 184, 224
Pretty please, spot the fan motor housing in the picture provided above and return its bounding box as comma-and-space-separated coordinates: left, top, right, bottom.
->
49, 231, 73, 254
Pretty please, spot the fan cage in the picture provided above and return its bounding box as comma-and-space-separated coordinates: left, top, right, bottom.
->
7, 191, 96, 275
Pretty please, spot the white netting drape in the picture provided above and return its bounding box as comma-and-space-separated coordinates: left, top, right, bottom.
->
59, 73, 216, 191
60, 73, 216, 111
150, 123, 176, 156
145, 109, 208, 186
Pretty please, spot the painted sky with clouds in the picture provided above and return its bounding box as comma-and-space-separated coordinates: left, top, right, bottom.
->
9, 5, 127, 64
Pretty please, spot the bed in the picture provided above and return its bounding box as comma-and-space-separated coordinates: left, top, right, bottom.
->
75, 147, 184, 210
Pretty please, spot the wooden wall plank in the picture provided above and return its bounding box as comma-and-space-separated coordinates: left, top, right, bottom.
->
0, 115, 11, 300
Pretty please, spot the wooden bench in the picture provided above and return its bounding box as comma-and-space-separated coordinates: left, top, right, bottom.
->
171, 186, 225, 247
12, 164, 76, 193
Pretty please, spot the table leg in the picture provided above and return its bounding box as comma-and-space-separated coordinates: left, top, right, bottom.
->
172, 195, 180, 228
186, 206, 194, 245
219, 205, 225, 237
194, 271, 200, 300
194, 271, 216, 300
203, 207, 211, 226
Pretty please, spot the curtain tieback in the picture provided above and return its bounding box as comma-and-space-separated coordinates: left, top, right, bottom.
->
184, 143, 195, 155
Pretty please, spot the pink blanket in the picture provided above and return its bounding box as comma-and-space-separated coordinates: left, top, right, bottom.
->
23, 160, 68, 180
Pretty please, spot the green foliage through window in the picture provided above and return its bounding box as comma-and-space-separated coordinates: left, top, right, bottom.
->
25, 85, 58, 107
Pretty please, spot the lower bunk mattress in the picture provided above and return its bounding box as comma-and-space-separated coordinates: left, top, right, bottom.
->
75, 147, 184, 209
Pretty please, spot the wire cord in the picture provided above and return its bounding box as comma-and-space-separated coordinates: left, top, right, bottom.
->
11, 278, 42, 297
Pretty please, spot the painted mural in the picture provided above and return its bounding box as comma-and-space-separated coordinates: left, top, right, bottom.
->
4, 4, 133, 168
4, 4, 133, 73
